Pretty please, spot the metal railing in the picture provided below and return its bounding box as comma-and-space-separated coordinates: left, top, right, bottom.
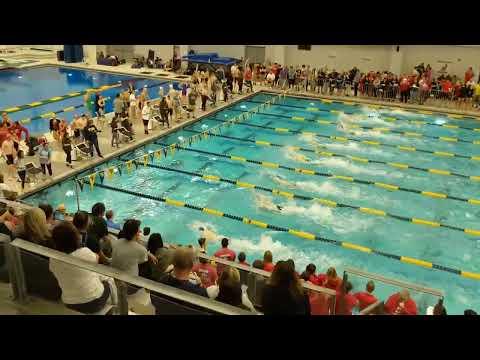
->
344, 267, 444, 315
262, 76, 476, 111
197, 252, 338, 315
6, 238, 253, 315
1, 199, 446, 315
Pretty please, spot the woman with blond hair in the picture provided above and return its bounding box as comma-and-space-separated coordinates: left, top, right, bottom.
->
206, 266, 256, 312
15, 207, 53, 248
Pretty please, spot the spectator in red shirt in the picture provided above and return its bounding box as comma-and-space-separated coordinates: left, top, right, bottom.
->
323, 267, 342, 291
263, 250, 275, 272
399, 75, 410, 103
10, 121, 30, 142
213, 237, 236, 275
301, 263, 326, 285
300, 267, 331, 315
384, 289, 417, 315
192, 256, 218, 288
465, 67, 474, 83
335, 281, 359, 315
353, 280, 378, 311
238, 252, 249, 266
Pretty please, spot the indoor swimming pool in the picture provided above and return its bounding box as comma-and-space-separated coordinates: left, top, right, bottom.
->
0, 65, 178, 135
24, 92, 480, 314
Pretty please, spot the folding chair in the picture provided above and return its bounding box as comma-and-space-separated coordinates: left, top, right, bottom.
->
75, 142, 91, 159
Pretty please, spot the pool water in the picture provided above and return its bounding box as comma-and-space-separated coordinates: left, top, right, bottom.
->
24, 92, 480, 314
0, 66, 178, 135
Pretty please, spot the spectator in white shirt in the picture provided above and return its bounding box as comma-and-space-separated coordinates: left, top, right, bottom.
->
50, 221, 115, 314
129, 91, 137, 121
141, 101, 151, 135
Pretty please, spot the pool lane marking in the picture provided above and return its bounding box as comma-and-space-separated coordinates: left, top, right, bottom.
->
90, 181, 480, 281
0, 83, 122, 115
141, 161, 480, 238
231, 107, 480, 147
182, 128, 479, 183
16, 80, 169, 125
154, 142, 480, 207
2, 77, 169, 117
207, 115, 480, 162
247, 98, 480, 124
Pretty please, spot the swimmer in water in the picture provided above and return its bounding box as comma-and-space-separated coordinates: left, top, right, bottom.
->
287, 148, 311, 163
198, 226, 219, 243
254, 192, 283, 213
271, 174, 296, 189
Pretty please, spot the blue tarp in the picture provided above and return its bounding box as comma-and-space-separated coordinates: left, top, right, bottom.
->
182, 53, 240, 66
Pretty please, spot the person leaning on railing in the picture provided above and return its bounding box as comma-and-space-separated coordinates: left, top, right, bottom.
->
49, 221, 115, 314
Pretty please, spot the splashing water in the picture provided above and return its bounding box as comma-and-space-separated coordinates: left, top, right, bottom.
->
298, 180, 362, 198
310, 157, 403, 178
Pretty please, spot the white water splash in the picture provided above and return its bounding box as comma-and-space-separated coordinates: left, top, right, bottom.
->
281, 200, 375, 235
310, 157, 403, 178
230, 233, 342, 270
301, 180, 364, 200
188, 221, 221, 242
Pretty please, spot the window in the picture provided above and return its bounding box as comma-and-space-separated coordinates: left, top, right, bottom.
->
298, 45, 311, 51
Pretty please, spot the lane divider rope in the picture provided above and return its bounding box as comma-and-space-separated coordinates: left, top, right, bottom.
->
17, 80, 168, 125
207, 113, 480, 162
248, 97, 480, 122
2, 83, 122, 115
141, 161, 480, 237
239, 102, 480, 145
154, 141, 480, 207
183, 128, 479, 183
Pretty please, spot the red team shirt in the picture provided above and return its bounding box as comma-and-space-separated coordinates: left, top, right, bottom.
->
384, 293, 418, 315
192, 262, 218, 288
335, 291, 358, 315
353, 292, 378, 311
213, 248, 236, 274
263, 262, 275, 272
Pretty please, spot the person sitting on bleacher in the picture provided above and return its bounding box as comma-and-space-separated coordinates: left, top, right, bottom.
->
159, 247, 207, 297
49, 221, 114, 314
192, 255, 217, 288
13, 207, 53, 248
206, 266, 256, 312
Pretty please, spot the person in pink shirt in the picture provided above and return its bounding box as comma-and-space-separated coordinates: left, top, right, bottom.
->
213, 238, 236, 274
192, 256, 218, 288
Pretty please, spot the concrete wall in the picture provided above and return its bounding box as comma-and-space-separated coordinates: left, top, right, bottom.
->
401, 45, 480, 78
189, 45, 245, 59
284, 45, 392, 72
133, 45, 174, 61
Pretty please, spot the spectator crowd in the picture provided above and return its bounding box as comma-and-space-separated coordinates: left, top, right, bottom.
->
1, 200, 474, 316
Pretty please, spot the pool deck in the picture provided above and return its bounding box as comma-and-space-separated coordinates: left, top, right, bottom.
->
5, 92, 258, 202
2, 56, 480, 203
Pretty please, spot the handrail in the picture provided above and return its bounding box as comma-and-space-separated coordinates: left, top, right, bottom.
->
344, 267, 443, 297
9, 238, 252, 315
197, 252, 337, 297
359, 300, 384, 315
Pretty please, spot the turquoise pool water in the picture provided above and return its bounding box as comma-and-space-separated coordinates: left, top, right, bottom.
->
0, 65, 179, 135
24, 92, 480, 314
